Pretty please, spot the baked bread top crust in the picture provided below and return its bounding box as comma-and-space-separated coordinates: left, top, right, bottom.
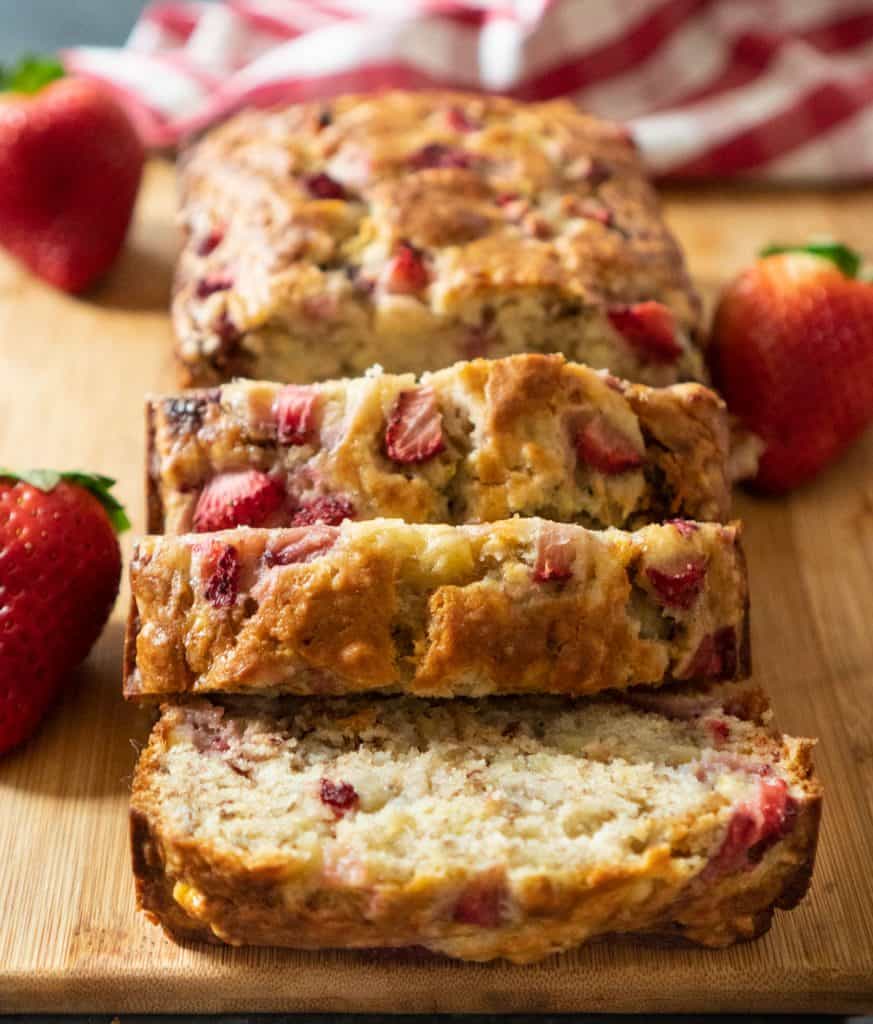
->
125, 518, 749, 700
174, 91, 703, 386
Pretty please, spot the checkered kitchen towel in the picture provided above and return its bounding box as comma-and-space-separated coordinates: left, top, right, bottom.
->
63, 0, 873, 180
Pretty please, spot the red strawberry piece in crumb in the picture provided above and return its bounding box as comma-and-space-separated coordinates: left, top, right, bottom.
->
196, 226, 224, 257
304, 172, 347, 200
384, 241, 430, 295
706, 718, 731, 745
195, 273, 233, 299
446, 105, 479, 132
710, 807, 757, 874
198, 541, 240, 608
408, 143, 473, 170
608, 301, 682, 363
708, 777, 795, 875
500, 197, 531, 223
453, 876, 506, 927
384, 387, 445, 464
533, 524, 576, 582
290, 495, 355, 527
274, 384, 319, 445
266, 525, 338, 566
755, 776, 797, 845
680, 626, 738, 680
193, 470, 284, 532
575, 416, 644, 474
666, 519, 699, 538
576, 199, 613, 225
645, 558, 707, 610
320, 778, 359, 817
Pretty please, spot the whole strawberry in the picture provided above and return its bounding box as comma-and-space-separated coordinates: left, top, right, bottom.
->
0, 57, 144, 293
710, 242, 873, 493
0, 470, 128, 754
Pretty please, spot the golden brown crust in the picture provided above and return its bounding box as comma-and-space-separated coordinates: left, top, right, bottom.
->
173, 91, 703, 388
229, 545, 399, 691
122, 596, 140, 694
130, 808, 220, 944
145, 398, 164, 535
125, 518, 749, 700
415, 581, 666, 697
129, 696, 821, 962
147, 354, 730, 535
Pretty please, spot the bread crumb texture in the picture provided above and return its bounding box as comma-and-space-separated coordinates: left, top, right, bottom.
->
131, 689, 820, 961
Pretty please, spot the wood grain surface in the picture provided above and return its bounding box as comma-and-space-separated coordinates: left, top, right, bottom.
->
0, 162, 871, 1013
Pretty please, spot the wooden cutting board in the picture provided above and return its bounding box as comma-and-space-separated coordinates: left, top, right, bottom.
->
1, 161, 872, 1013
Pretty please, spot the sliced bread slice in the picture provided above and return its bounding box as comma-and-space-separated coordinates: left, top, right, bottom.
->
147, 354, 730, 534
131, 686, 819, 962
125, 517, 749, 700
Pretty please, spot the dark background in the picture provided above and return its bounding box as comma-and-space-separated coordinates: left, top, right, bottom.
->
0, 0, 150, 61
0, 2, 868, 1022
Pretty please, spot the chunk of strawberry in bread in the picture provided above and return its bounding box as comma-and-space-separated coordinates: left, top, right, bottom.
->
275, 385, 319, 445
196, 540, 240, 608
289, 495, 354, 527
575, 416, 644, 474
193, 470, 284, 532
384, 387, 445, 464
532, 523, 576, 582
646, 558, 707, 609
609, 301, 682, 363
384, 241, 430, 294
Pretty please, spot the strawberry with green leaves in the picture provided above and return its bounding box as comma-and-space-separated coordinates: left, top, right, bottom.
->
710, 241, 873, 493
0, 56, 144, 293
0, 470, 127, 754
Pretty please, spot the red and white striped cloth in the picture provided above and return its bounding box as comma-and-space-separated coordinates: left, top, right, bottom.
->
63, 0, 873, 180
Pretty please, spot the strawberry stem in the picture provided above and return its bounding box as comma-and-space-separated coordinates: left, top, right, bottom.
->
760, 240, 861, 278
0, 55, 64, 94
0, 469, 130, 532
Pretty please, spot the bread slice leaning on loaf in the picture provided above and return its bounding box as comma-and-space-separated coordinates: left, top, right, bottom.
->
130, 686, 820, 962
124, 517, 749, 700
146, 354, 731, 535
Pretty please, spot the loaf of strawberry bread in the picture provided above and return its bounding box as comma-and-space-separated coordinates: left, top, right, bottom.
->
147, 354, 730, 535
124, 517, 749, 700
173, 91, 703, 388
130, 687, 820, 960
